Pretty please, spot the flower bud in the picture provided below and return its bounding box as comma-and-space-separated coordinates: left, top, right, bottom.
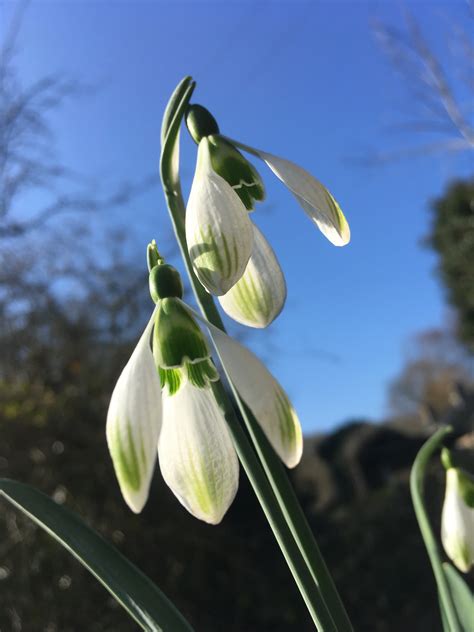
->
441, 466, 474, 573
186, 104, 220, 144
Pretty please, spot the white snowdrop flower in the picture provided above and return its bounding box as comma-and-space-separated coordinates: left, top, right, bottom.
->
218, 223, 286, 328
106, 311, 161, 514
185, 137, 254, 295
441, 467, 474, 573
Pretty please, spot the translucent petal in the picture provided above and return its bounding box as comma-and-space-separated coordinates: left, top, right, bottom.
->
106, 313, 161, 513
158, 382, 239, 524
186, 138, 254, 295
441, 469, 474, 573
218, 223, 286, 328
227, 138, 350, 247
180, 301, 303, 468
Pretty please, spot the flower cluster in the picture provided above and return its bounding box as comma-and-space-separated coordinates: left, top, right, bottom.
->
185, 105, 350, 328
106, 251, 302, 524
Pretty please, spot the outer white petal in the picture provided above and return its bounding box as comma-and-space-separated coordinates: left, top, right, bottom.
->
185, 138, 254, 295
106, 313, 161, 513
158, 382, 239, 524
181, 299, 302, 468
227, 137, 350, 247
218, 223, 286, 328
441, 469, 474, 573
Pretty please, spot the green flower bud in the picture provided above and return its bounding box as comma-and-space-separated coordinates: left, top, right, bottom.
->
149, 264, 184, 302
207, 135, 265, 210
153, 297, 209, 369
186, 104, 220, 144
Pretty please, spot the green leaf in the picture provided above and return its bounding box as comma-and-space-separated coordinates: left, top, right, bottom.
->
0, 478, 194, 632
442, 563, 474, 631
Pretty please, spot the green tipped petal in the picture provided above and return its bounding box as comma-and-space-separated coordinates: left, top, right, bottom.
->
158, 382, 239, 524
153, 298, 210, 369
218, 223, 286, 328
227, 137, 350, 247
106, 312, 161, 513
180, 300, 302, 468
208, 135, 265, 210
186, 138, 254, 295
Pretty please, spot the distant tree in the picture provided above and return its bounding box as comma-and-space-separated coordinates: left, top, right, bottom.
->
388, 327, 473, 419
426, 178, 474, 350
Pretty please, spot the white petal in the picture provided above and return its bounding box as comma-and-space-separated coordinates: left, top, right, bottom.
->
441, 469, 474, 573
227, 138, 350, 247
180, 301, 302, 468
158, 381, 239, 524
106, 313, 161, 513
218, 223, 286, 328
185, 138, 254, 295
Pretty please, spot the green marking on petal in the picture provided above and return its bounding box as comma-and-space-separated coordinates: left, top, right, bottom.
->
160, 367, 183, 395
275, 388, 297, 451
153, 298, 210, 369
109, 418, 143, 492
186, 358, 219, 388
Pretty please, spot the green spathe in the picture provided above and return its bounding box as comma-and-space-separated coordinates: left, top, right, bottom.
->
153, 298, 210, 369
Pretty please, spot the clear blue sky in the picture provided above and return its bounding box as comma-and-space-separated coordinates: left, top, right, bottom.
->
2, 0, 472, 433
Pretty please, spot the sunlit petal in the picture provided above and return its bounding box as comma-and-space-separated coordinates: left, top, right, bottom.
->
441, 469, 474, 573
227, 138, 350, 247
218, 223, 286, 328
186, 138, 254, 295
180, 301, 303, 468
106, 312, 161, 513
158, 381, 239, 524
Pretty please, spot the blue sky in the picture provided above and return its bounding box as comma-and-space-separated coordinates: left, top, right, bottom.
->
2, 0, 472, 433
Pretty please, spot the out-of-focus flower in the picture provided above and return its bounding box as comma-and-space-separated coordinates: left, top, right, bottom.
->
441, 453, 474, 573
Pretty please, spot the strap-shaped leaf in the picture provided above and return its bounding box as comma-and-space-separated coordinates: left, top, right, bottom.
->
442, 563, 474, 631
0, 478, 194, 632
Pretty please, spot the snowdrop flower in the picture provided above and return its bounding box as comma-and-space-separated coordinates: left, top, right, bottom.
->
107, 253, 302, 523
441, 450, 474, 573
184, 104, 350, 327
218, 223, 287, 328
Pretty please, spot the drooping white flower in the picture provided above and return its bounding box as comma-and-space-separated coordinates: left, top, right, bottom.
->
218, 223, 286, 328
181, 301, 303, 469
185, 138, 254, 295
106, 311, 161, 513
441, 467, 474, 573
226, 137, 350, 247
158, 380, 239, 524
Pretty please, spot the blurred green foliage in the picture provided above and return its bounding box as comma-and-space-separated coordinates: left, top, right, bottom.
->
428, 179, 474, 351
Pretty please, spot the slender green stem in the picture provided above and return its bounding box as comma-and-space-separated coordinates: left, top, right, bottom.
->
410, 426, 460, 632
159, 77, 338, 631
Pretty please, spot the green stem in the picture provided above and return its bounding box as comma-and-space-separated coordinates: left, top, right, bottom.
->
410, 426, 460, 632
159, 77, 337, 631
